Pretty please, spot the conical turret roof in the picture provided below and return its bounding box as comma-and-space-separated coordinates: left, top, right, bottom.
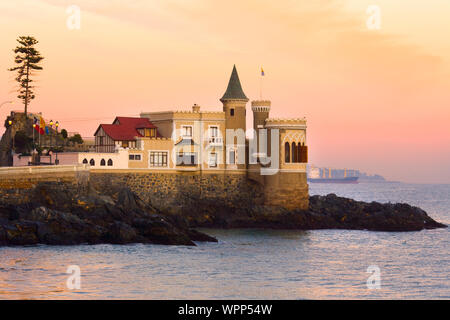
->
220, 65, 249, 102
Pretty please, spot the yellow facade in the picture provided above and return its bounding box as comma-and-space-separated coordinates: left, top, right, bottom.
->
140, 106, 227, 170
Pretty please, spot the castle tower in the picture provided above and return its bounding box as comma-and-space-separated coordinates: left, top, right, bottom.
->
251, 100, 271, 159
220, 65, 248, 133
220, 65, 249, 168
251, 100, 271, 132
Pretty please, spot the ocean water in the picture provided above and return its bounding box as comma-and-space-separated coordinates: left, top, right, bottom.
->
0, 182, 448, 299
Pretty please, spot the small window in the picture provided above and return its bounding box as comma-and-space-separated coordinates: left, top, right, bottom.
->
292, 142, 297, 163
182, 126, 192, 138
99, 136, 104, 146
285, 142, 290, 163
107, 159, 113, 166
122, 141, 129, 148
229, 150, 235, 164
230, 109, 234, 116
129, 154, 141, 161
89, 159, 95, 166
144, 128, 156, 138
210, 126, 218, 137
100, 159, 106, 166
209, 152, 217, 167
144, 128, 157, 138
82, 159, 88, 164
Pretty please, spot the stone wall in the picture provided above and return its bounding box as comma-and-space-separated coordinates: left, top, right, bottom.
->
263, 171, 309, 210
89, 170, 265, 215
0, 165, 89, 205
0, 166, 309, 215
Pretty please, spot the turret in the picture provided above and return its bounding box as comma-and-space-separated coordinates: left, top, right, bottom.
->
220, 65, 249, 169
220, 65, 248, 133
251, 100, 271, 132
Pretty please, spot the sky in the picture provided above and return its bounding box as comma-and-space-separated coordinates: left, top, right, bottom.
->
0, 0, 449, 183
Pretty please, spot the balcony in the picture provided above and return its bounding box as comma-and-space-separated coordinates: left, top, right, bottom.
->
207, 136, 223, 146
176, 152, 198, 167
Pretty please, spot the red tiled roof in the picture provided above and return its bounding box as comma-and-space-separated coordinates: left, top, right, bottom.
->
114, 117, 157, 129
94, 117, 158, 141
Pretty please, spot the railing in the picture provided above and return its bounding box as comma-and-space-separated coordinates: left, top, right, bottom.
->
207, 137, 223, 145
0, 164, 89, 175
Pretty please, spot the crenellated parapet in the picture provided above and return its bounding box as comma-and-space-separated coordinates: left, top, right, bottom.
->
265, 117, 307, 129
251, 100, 271, 113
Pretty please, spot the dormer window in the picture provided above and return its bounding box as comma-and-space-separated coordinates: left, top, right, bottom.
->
144, 128, 156, 138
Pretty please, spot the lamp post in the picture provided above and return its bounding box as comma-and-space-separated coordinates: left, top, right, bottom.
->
32, 122, 36, 152
49, 119, 53, 149
8, 119, 14, 154
55, 121, 59, 165
49, 120, 54, 164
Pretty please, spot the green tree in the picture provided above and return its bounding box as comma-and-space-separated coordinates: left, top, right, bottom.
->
61, 129, 68, 139
8, 36, 44, 116
69, 134, 83, 145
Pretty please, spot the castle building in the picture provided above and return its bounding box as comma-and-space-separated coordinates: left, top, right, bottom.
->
88, 65, 309, 209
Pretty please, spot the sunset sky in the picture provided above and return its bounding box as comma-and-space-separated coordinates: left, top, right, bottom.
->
0, 0, 449, 183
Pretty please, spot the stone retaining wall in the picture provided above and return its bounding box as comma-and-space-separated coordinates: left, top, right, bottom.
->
0, 165, 89, 204
89, 170, 266, 215
0, 166, 309, 212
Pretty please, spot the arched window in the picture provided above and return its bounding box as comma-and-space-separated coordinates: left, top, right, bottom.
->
292, 142, 297, 163
107, 159, 113, 166
301, 143, 308, 163
100, 159, 106, 166
285, 142, 290, 163
89, 159, 95, 166
297, 143, 302, 163
82, 159, 88, 164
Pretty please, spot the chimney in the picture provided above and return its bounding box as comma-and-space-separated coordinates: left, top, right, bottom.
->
192, 104, 200, 112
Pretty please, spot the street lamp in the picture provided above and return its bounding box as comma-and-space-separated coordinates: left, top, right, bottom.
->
49, 120, 54, 147
49, 120, 54, 164
8, 120, 14, 154
55, 121, 59, 165
32, 122, 36, 153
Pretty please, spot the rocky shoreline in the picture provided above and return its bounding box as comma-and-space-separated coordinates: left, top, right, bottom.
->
0, 186, 218, 246
180, 193, 447, 232
0, 185, 446, 246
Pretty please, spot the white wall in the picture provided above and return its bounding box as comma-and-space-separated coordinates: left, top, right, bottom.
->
78, 149, 129, 169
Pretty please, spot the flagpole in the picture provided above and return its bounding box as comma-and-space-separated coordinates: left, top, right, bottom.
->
260, 67, 263, 100
260, 75, 262, 100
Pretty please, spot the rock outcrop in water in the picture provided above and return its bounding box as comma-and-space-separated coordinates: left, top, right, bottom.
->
0, 186, 446, 247
167, 194, 447, 232
0, 186, 217, 246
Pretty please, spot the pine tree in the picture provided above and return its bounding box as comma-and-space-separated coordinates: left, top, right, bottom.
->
9, 36, 44, 116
